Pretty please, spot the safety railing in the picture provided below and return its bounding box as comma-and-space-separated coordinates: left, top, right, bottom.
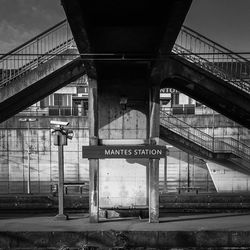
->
217, 137, 250, 162
173, 26, 250, 94
160, 110, 250, 161
0, 20, 76, 87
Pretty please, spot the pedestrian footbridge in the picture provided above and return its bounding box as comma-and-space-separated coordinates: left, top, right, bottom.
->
0, 15, 249, 128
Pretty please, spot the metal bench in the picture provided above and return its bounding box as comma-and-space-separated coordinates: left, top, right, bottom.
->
64, 182, 88, 194
50, 182, 88, 195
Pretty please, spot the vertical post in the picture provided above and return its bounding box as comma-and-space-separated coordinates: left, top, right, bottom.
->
149, 155, 159, 223
19, 118, 37, 194
89, 137, 99, 223
146, 165, 149, 206
88, 78, 99, 223
164, 152, 167, 192
179, 151, 181, 191
212, 109, 215, 151
88, 78, 98, 138
187, 153, 190, 191
206, 161, 209, 192
55, 136, 68, 220
27, 121, 31, 194
149, 83, 160, 223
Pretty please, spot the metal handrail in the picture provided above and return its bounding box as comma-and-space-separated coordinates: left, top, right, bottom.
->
160, 110, 231, 153
2, 19, 250, 95
0, 19, 76, 87
173, 25, 250, 93
216, 137, 250, 161
160, 110, 250, 161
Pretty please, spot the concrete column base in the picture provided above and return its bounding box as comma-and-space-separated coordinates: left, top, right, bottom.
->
54, 214, 68, 221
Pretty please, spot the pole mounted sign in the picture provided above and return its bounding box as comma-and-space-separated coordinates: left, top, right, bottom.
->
82, 145, 166, 159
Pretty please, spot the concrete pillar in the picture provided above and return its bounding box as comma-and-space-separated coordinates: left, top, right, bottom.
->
88, 78, 99, 223
149, 156, 159, 223
89, 137, 99, 223
149, 84, 160, 223
88, 78, 98, 137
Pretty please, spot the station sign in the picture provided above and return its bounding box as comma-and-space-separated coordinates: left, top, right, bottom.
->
160, 88, 178, 93
82, 145, 166, 159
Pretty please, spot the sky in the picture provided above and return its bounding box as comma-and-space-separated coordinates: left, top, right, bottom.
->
0, 0, 250, 53
0, 0, 65, 53
185, 0, 250, 52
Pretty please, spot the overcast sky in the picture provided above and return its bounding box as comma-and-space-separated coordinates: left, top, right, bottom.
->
185, 0, 250, 52
0, 0, 250, 53
0, 0, 64, 53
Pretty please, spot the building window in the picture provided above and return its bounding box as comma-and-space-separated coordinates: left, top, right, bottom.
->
171, 93, 179, 105
54, 94, 71, 107
54, 94, 62, 106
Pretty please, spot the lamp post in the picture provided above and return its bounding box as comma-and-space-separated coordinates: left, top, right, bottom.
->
19, 118, 37, 194
50, 121, 73, 220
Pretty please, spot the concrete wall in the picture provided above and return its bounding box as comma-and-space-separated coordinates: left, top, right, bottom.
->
178, 114, 250, 142
1, 111, 249, 196
0, 115, 214, 197
99, 159, 147, 207
175, 114, 250, 192
98, 79, 148, 140
0, 116, 89, 194
207, 162, 250, 192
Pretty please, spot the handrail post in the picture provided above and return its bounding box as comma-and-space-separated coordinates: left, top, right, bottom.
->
212, 110, 215, 151
36, 37, 39, 67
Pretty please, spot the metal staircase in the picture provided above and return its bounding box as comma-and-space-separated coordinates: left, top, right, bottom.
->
0, 19, 249, 130
1, 20, 250, 94
173, 25, 250, 94
0, 20, 76, 88
160, 110, 250, 163
2, 20, 250, 93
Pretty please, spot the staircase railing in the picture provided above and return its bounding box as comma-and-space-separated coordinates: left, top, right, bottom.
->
2, 19, 250, 95
217, 137, 250, 162
160, 110, 250, 161
0, 20, 76, 88
173, 25, 250, 94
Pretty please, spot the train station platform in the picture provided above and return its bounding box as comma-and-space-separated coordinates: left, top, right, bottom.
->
1, 212, 250, 249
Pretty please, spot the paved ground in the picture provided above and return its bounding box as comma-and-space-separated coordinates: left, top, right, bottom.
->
2, 213, 250, 248
1, 212, 250, 231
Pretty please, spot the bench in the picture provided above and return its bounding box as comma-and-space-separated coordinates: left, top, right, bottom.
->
50, 182, 88, 195
64, 183, 88, 194
176, 186, 201, 194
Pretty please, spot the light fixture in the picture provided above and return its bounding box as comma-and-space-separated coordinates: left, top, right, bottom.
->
120, 96, 128, 110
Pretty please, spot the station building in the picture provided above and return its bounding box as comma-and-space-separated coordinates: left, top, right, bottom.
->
0, 5, 249, 212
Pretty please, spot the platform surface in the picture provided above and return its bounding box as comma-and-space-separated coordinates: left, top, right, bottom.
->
1, 212, 250, 231
2, 213, 250, 249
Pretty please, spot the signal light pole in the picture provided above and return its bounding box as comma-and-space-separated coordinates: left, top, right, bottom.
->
51, 121, 73, 220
